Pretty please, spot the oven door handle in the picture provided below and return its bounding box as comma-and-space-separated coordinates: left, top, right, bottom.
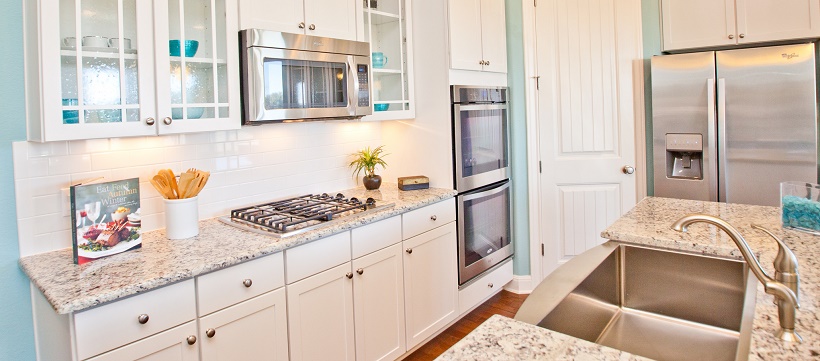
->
453, 103, 507, 112
460, 181, 510, 202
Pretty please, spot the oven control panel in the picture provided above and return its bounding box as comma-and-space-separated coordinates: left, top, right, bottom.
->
357, 64, 370, 107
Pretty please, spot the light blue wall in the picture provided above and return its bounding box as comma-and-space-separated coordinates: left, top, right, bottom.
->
642, 0, 662, 194
505, 0, 530, 276
0, 0, 36, 359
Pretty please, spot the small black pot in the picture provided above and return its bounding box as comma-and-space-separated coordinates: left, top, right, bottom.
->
363, 175, 382, 190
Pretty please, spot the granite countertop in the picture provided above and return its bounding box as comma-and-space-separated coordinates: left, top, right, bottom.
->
20, 184, 457, 314
438, 196, 820, 360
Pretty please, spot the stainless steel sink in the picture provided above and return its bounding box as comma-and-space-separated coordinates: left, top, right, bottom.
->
515, 242, 758, 361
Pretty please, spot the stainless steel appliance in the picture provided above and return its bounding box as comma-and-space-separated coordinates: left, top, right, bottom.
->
452, 85, 513, 285
240, 29, 372, 123
652, 43, 818, 206
219, 193, 393, 237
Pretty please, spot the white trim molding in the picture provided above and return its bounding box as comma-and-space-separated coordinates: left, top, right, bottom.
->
503, 275, 534, 294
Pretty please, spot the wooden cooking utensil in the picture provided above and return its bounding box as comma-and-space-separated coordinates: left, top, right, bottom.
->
151, 175, 175, 199
178, 172, 196, 198
165, 169, 180, 199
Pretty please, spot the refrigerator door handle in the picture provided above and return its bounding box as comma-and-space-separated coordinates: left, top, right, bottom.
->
717, 78, 727, 202
707, 78, 718, 201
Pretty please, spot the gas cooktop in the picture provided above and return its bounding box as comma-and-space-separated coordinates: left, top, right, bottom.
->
219, 193, 394, 237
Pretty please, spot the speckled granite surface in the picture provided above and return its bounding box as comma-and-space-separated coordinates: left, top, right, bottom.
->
19, 184, 456, 314
439, 197, 820, 360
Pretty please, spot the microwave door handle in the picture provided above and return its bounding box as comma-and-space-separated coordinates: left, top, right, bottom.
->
347, 59, 356, 115
462, 181, 510, 202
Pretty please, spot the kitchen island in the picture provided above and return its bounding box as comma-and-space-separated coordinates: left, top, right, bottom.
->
437, 197, 820, 360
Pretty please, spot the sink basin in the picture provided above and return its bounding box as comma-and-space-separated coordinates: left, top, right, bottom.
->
515, 242, 758, 361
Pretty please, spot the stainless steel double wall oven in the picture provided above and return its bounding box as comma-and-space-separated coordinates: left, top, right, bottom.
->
451, 86, 513, 285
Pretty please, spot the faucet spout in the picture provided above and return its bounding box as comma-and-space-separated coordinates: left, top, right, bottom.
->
671, 214, 801, 342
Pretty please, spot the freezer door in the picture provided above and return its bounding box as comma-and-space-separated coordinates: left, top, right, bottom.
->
717, 44, 818, 206
652, 51, 718, 201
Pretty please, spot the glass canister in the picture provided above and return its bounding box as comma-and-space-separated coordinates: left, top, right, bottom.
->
781, 181, 820, 235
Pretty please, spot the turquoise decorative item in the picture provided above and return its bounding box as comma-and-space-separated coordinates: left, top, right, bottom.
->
372, 52, 387, 68
172, 108, 205, 119
62, 98, 79, 124
374, 104, 389, 111
169, 40, 199, 57
781, 181, 820, 234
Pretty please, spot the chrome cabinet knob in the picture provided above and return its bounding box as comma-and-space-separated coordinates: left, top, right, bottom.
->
488, 283, 494, 288
479, 60, 486, 65
145, 117, 155, 126
430, 215, 437, 221
728, 34, 735, 39
308, 24, 316, 31
346, 272, 353, 279
406, 248, 413, 254
739, 33, 745, 39
243, 279, 252, 288
163, 116, 172, 125
485, 60, 490, 66
622, 165, 635, 175
138, 314, 149, 324
298, 22, 305, 29
356, 268, 364, 275
206, 328, 216, 338
187, 335, 197, 345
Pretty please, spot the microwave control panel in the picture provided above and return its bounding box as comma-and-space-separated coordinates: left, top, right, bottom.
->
357, 64, 370, 107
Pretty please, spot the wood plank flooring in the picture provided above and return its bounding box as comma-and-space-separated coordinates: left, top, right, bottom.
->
402, 290, 530, 361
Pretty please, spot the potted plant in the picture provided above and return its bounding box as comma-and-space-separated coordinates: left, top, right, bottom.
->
349, 145, 388, 190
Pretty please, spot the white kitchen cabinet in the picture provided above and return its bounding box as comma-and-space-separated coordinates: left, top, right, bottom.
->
86, 321, 199, 361
352, 243, 407, 361
661, 0, 820, 52
361, 0, 416, 121
287, 262, 356, 361
24, 0, 240, 142
238, 0, 359, 41
403, 222, 459, 349
199, 288, 289, 361
447, 0, 507, 73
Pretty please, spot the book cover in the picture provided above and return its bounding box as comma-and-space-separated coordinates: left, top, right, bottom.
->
70, 178, 142, 265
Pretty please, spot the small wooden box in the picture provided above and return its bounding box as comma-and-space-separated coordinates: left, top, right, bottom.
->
398, 176, 430, 191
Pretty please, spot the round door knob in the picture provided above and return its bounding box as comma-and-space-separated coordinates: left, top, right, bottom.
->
485, 60, 490, 66
138, 314, 149, 324
163, 116, 172, 125
206, 328, 216, 338
243, 279, 253, 288
622, 165, 635, 175
488, 283, 494, 288
186, 335, 197, 345
728, 34, 735, 39
346, 272, 353, 279
298, 22, 305, 29
406, 248, 413, 254
430, 215, 437, 221
739, 33, 745, 39
145, 117, 155, 126
356, 268, 364, 275
308, 24, 316, 30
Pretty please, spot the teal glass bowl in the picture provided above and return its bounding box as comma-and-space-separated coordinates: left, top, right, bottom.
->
374, 104, 389, 111
169, 40, 199, 57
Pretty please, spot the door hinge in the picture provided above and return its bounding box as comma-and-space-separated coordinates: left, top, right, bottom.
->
541, 243, 545, 256
539, 161, 542, 173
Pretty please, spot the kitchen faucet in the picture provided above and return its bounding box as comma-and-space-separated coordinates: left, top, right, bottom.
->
671, 214, 802, 343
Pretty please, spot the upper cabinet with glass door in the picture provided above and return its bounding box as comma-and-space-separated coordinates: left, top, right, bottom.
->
23, 0, 240, 142
362, 0, 415, 121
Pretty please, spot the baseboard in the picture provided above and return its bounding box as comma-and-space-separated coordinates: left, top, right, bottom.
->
503, 275, 533, 294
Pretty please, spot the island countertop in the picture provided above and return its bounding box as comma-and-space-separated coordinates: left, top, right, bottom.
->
19, 185, 457, 315
438, 196, 820, 360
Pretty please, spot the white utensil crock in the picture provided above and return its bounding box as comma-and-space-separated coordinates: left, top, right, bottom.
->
164, 196, 199, 239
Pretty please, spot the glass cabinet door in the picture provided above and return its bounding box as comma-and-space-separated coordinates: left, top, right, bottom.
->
55, 0, 157, 138
157, 0, 240, 134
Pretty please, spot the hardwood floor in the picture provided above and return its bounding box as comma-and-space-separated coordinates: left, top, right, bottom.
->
402, 290, 530, 361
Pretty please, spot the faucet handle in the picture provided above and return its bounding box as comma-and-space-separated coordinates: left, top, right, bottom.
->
751, 224, 799, 300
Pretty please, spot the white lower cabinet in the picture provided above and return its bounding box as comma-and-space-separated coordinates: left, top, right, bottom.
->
352, 243, 407, 361
199, 288, 289, 361
287, 262, 356, 361
87, 321, 199, 361
403, 222, 459, 349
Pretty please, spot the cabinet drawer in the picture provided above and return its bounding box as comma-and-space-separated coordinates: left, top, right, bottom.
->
458, 259, 513, 314
351, 216, 401, 259
402, 199, 456, 239
197, 252, 285, 316
285, 232, 351, 284
74, 280, 196, 360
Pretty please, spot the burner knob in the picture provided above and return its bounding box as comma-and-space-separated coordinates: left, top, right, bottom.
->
350, 197, 360, 204
336, 193, 345, 199
365, 197, 376, 206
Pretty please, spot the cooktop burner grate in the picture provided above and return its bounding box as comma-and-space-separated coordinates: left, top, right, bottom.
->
221, 193, 393, 237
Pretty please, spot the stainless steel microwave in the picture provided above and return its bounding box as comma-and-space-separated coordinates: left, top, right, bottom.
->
240, 29, 372, 123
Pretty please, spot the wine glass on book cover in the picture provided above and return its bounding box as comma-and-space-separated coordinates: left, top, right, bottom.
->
77, 209, 87, 229
84, 202, 101, 227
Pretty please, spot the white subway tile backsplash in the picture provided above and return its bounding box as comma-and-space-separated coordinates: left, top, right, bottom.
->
13, 121, 383, 256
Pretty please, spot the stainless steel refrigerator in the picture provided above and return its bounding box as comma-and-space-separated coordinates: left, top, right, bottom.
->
652, 43, 818, 207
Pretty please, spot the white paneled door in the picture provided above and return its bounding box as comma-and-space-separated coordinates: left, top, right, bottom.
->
533, 0, 642, 276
